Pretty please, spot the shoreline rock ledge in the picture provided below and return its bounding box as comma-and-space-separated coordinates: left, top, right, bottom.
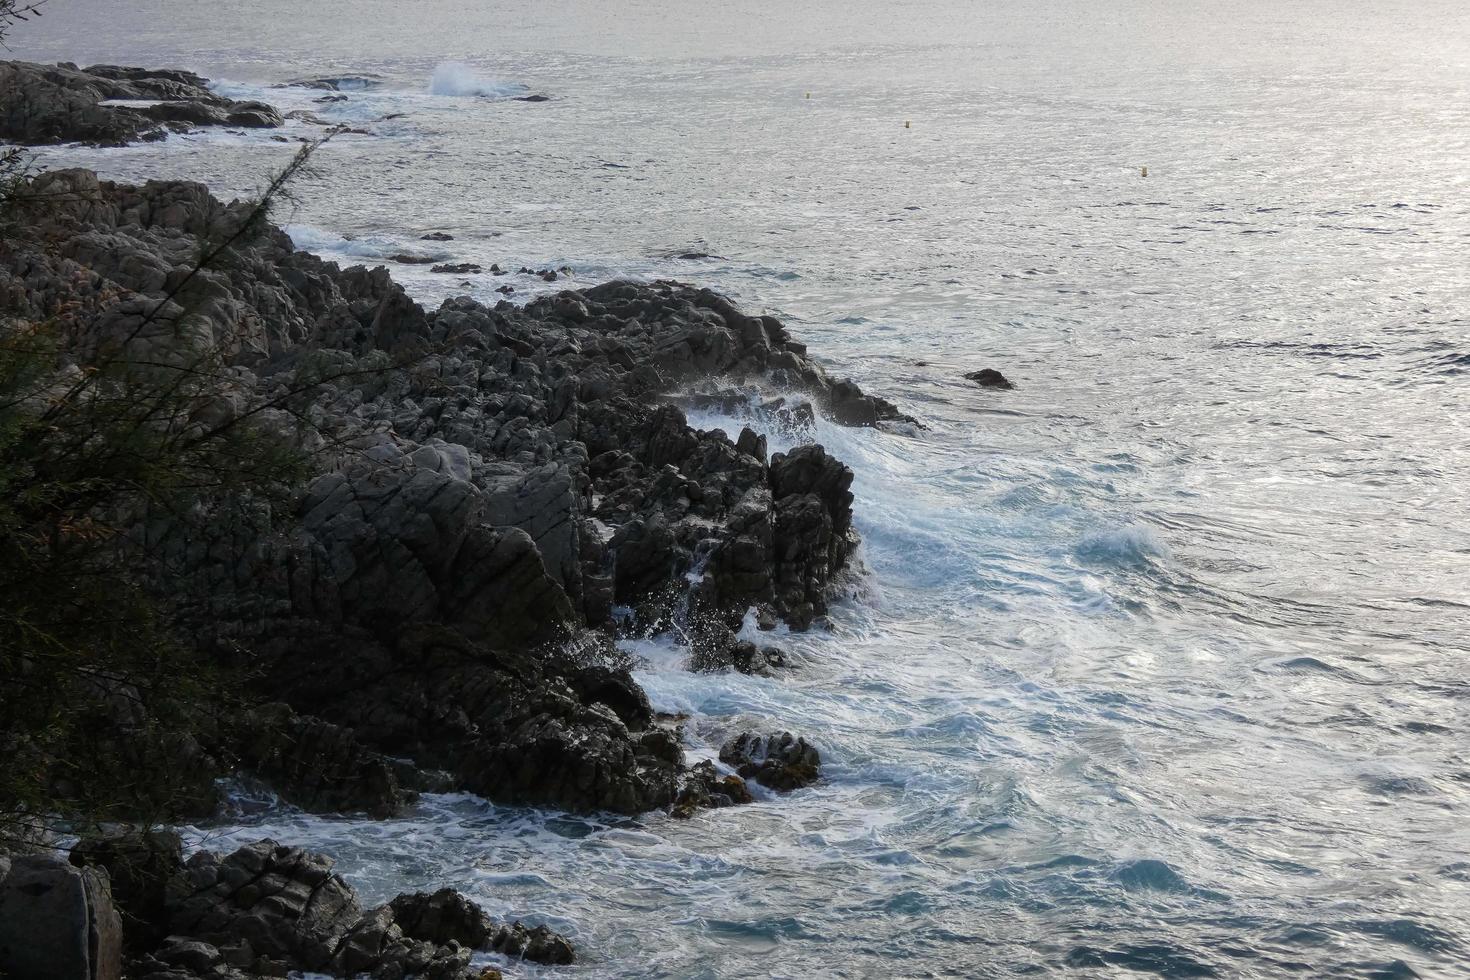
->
0, 164, 901, 976
0, 61, 283, 145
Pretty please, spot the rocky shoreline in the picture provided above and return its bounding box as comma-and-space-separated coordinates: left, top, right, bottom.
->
0, 61, 284, 145
0, 62, 909, 979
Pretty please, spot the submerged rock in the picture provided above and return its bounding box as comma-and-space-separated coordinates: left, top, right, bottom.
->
964, 367, 1014, 389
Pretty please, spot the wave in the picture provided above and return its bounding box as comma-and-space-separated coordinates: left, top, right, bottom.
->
429, 62, 527, 99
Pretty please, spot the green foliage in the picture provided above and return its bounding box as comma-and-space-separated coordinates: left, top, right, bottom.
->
0, 143, 337, 843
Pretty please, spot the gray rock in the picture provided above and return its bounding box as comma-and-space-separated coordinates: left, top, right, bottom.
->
0, 61, 282, 146
0, 855, 123, 980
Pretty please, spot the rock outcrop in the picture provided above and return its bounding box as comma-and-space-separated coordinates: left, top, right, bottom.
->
65, 836, 557, 980
0, 167, 883, 819
0, 61, 283, 146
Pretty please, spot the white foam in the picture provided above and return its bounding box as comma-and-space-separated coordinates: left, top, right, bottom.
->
429, 62, 526, 99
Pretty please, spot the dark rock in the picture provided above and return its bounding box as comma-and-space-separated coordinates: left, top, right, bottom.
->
389, 253, 437, 264
0, 169, 904, 820
719, 731, 821, 791
389, 889, 492, 948
0, 855, 123, 980
233, 703, 416, 817
421, 232, 455, 241
70, 829, 183, 951
514, 94, 552, 103
0, 60, 282, 146
489, 922, 574, 964
964, 367, 1014, 389
430, 262, 483, 274
672, 759, 754, 818
278, 74, 383, 91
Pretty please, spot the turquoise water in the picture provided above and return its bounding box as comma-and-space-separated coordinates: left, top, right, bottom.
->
13, 2, 1470, 975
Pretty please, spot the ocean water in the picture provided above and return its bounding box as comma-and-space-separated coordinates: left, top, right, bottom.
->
12, 2, 1470, 976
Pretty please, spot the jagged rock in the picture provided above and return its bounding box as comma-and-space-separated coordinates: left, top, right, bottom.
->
430, 262, 482, 274
389, 889, 493, 949
167, 840, 362, 973
420, 232, 455, 241
234, 704, 416, 817
671, 759, 754, 818
0, 169, 900, 818
489, 922, 575, 964
964, 367, 1014, 389
719, 731, 821, 791
0, 855, 123, 980
0, 61, 282, 146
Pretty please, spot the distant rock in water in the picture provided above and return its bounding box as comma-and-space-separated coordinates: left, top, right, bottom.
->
388, 253, 436, 264
430, 262, 482, 274
964, 367, 1015, 389
421, 231, 455, 241
0, 60, 283, 146
278, 73, 384, 91
515, 93, 552, 102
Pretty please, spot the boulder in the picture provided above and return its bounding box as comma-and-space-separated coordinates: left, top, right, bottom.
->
0, 855, 123, 980
719, 731, 821, 791
964, 367, 1014, 389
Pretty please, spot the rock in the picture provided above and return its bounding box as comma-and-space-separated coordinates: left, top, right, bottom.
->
514, 94, 551, 103
719, 731, 821, 791
421, 232, 455, 241
964, 367, 1014, 389
389, 889, 492, 949
672, 759, 754, 817
0, 855, 123, 980
490, 922, 575, 964
0, 169, 904, 820
70, 829, 183, 951
0, 60, 282, 146
389, 253, 437, 264
167, 840, 361, 972
278, 74, 384, 91
430, 262, 483, 274
233, 703, 416, 817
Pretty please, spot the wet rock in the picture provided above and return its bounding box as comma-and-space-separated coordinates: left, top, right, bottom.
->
672, 759, 754, 818
0, 169, 904, 820
234, 703, 416, 817
389, 253, 437, 264
0, 855, 123, 980
489, 922, 575, 964
719, 731, 821, 791
430, 262, 483, 274
279, 74, 384, 91
421, 232, 455, 241
964, 367, 1014, 389
514, 94, 552, 103
389, 889, 492, 948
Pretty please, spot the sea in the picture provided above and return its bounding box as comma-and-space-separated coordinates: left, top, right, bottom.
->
11, 1, 1470, 976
